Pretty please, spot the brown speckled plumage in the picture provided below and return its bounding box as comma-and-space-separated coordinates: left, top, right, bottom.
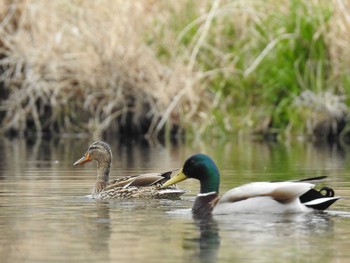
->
74, 141, 186, 200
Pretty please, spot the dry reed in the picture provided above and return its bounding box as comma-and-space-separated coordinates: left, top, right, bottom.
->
0, 0, 349, 141
0, 0, 205, 139
326, 0, 350, 90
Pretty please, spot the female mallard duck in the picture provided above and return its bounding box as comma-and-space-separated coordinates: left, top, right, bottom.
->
162, 154, 340, 216
73, 141, 186, 199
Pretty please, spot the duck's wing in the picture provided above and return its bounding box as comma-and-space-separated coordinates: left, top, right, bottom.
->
107, 171, 173, 189
217, 180, 340, 212
218, 181, 314, 204
101, 171, 186, 199
269, 176, 340, 210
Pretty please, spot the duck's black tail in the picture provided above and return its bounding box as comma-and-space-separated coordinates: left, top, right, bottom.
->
299, 187, 340, 210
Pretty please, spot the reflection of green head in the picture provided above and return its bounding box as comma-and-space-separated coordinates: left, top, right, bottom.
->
182, 154, 220, 194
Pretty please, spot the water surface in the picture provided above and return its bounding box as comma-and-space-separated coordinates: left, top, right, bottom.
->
1, 138, 350, 262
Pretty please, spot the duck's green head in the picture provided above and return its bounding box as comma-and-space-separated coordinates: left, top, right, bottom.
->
163, 154, 220, 194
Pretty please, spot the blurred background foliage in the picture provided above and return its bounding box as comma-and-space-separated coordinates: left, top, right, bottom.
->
0, 0, 349, 142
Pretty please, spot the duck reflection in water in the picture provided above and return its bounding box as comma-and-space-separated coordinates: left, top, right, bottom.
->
183, 212, 221, 263
184, 211, 337, 263
79, 201, 112, 261
195, 218, 220, 263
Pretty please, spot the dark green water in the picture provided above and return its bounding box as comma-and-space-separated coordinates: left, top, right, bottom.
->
0, 137, 350, 263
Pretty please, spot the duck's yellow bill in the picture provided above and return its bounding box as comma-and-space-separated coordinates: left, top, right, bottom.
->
162, 169, 188, 187
73, 153, 92, 166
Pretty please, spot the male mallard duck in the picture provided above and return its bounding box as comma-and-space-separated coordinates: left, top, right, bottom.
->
162, 154, 340, 216
73, 141, 186, 199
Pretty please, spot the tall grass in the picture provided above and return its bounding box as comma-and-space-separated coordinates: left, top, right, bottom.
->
0, 1, 203, 139
160, 0, 350, 141
0, 0, 349, 141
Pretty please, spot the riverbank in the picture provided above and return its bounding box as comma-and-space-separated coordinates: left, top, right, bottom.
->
0, 0, 349, 141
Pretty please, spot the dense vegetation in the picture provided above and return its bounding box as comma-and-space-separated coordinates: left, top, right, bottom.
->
0, 0, 349, 142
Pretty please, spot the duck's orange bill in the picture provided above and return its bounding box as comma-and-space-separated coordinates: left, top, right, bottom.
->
73, 153, 92, 166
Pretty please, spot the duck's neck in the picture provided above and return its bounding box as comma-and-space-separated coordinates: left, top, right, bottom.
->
93, 160, 111, 194
199, 169, 220, 194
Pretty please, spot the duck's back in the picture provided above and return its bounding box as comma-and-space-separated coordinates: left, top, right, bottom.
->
213, 181, 339, 214
95, 171, 186, 200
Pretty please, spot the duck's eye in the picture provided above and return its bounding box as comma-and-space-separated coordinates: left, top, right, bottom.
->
89, 146, 99, 151
183, 160, 195, 175
189, 159, 195, 165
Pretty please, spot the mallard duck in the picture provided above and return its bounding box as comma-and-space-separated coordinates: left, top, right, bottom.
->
73, 141, 186, 199
162, 154, 340, 216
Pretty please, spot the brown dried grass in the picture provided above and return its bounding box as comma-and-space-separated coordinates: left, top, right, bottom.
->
326, 0, 350, 89
0, 0, 349, 141
0, 0, 205, 139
